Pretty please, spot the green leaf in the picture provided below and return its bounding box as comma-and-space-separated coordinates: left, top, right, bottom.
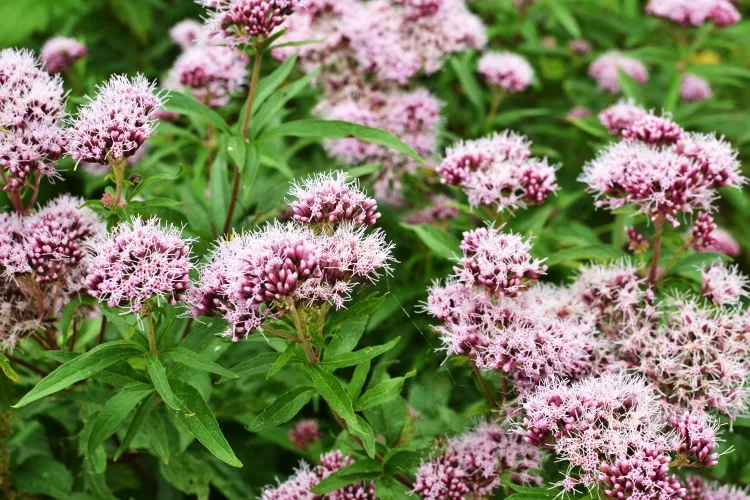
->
220, 352, 279, 383
351, 415, 376, 458
306, 365, 361, 433
247, 386, 314, 432
267, 342, 297, 380
449, 56, 484, 113
114, 392, 156, 461
569, 117, 610, 139
87, 386, 152, 455
0, 351, 19, 382
145, 352, 181, 411
310, 459, 380, 494
493, 108, 551, 127
209, 142, 230, 230
165, 91, 231, 133
144, 409, 171, 465
400, 224, 460, 260
13, 341, 144, 408
546, 0, 581, 37
355, 372, 414, 411
252, 53, 298, 113
13, 456, 73, 499
163, 347, 238, 379
252, 69, 319, 135
544, 245, 628, 267
258, 119, 424, 164
664, 71, 682, 113
322, 337, 400, 370
347, 360, 371, 401
171, 380, 243, 468
618, 68, 645, 104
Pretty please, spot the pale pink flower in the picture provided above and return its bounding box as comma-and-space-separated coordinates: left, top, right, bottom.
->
403, 194, 458, 225
477, 52, 535, 93
698, 227, 741, 257
260, 462, 319, 500
701, 262, 748, 306
588, 51, 648, 94
197, 0, 299, 44
85, 217, 193, 313
670, 410, 720, 467
647, 0, 741, 27
0, 278, 43, 352
599, 446, 685, 499
598, 99, 648, 135
0, 48, 67, 194
690, 212, 717, 249
165, 44, 247, 108
621, 113, 684, 145
569, 39, 592, 54
680, 73, 712, 102
169, 19, 206, 49
67, 74, 165, 165
413, 421, 541, 499
456, 226, 546, 297
40, 37, 87, 73
289, 171, 379, 226
566, 107, 591, 120
0, 213, 30, 276
288, 419, 323, 449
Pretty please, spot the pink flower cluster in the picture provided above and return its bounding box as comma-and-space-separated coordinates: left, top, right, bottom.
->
0, 48, 67, 196
588, 51, 648, 94
85, 217, 193, 313
261, 450, 375, 500
191, 171, 393, 339
477, 52, 535, 93
436, 131, 558, 213
169, 20, 207, 49
647, 0, 741, 27
197, 0, 298, 44
413, 421, 541, 499
680, 74, 712, 102
598, 99, 648, 135
701, 262, 748, 306
67, 74, 165, 165
289, 171, 380, 226
40, 37, 87, 74
288, 419, 323, 450
581, 114, 745, 225
685, 477, 750, 500
0, 196, 102, 350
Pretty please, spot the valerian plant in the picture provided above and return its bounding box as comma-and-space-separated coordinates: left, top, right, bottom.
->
1, 0, 750, 499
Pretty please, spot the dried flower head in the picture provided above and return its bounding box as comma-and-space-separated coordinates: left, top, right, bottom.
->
85, 217, 193, 313
477, 51, 535, 93
0, 48, 67, 195
290, 171, 379, 227
198, 0, 298, 44
647, 0, 741, 27
456, 226, 546, 297
680, 73, 712, 102
40, 37, 87, 73
67, 74, 165, 165
165, 44, 247, 108
588, 51, 648, 94
701, 262, 749, 307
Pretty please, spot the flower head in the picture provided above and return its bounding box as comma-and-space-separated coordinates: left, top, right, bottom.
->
85, 217, 193, 313
165, 44, 247, 108
680, 73, 712, 102
647, 0, 741, 27
589, 51, 648, 94
670, 410, 720, 467
598, 99, 648, 135
478, 52, 535, 93
626, 227, 650, 254
0, 48, 67, 193
198, 0, 298, 44
621, 113, 684, 145
701, 262, 749, 306
599, 446, 685, 499
288, 419, 323, 450
67, 74, 165, 165
691, 212, 717, 249
169, 19, 207, 49
289, 171, 380, 227
569, 39, 592, 54
697, 227, 741, 257
40, 37, 87, 73
0, 213, 30, 276
456, 226, 546, 297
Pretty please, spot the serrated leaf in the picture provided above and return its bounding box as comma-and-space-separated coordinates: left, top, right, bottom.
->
355, 372, 414, 411
88, 385, 152, 455
267, 341, 297, 379
306, 365, 361, 434
171, 380, 243, 468
13, 341, 144, 408
258, 119, 424, 164
114, 392, 156, 461
252, 69, 319, 135
220, 352, 279, 383
145, 352, 181, 411
144, 409, 170, 464
247, 387, 314, 432
252, 53, 298, 114
322, 337, 400, 370
13, 456, 73, 500
163, 347, 238, 379
165, 91, 231, 133
347, 360, 371, 401
310, 459, 380, 494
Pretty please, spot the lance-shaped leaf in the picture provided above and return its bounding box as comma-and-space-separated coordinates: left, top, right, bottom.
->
247, 386, 315, 432
162, 347, 238, 379
88, 385, 153, 455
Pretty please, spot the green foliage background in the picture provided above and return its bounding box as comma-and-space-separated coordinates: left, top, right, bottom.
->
2, 0, 750, 499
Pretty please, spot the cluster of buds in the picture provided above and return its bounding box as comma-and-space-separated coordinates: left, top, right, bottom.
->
670, 411, 720, 468
261, 450, 375, 499
413, 421, 541, 499
0, 196, 103, 350
626, 227, 650, 254
288, 420, 323, 450
588, 51, 648, 94
198, 0, 298, 44
436, 131, 558, 213
477, 52, 535, 93
191, 171, 394, 340
646, 0, 741, 27
40, 37, 87, 74
680, 74, 712, 102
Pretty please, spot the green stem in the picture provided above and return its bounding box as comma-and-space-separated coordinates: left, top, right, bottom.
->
648, 216, 665, 285
146, 312, 157, 354
289, 304, 318, 364
470, 360, 497, 409
111, 157, 128, 207
484, 86, 505, 134
223, 44, 264, 235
